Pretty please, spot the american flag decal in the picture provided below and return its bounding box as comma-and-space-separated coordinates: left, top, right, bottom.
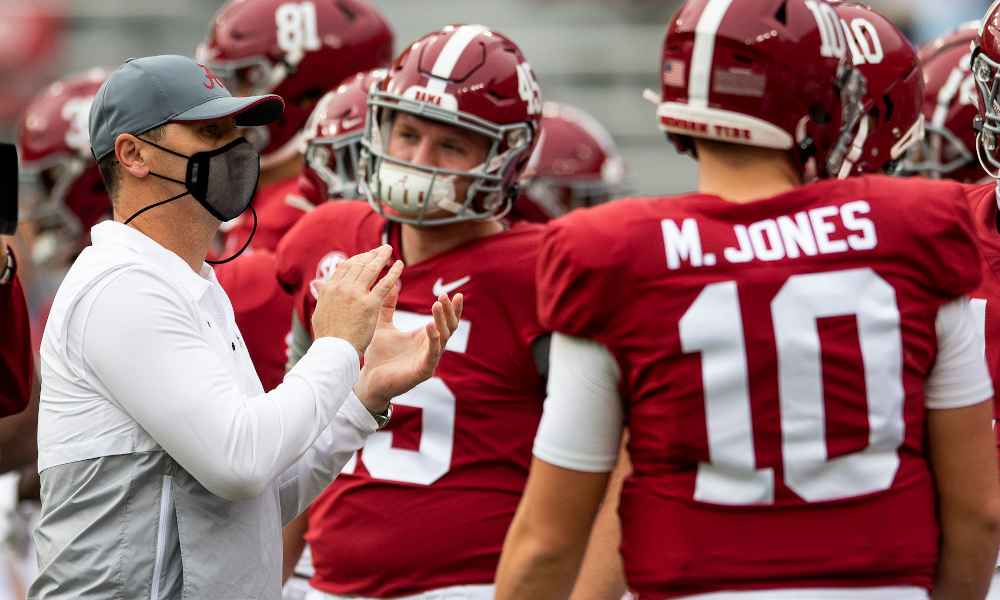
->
663, 59, 686, 87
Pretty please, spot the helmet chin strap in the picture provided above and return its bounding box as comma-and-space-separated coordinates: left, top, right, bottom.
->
976, 132, 1000, 180
838, 116, 870, 179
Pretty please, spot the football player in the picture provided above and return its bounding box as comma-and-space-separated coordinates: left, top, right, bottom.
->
903, 15, 1000, 600
830, 1, 924, 178
494, 1, 1000, 599
275, 24, 548, 600
510, 101, 630, 223
16, 69, 111, 308
297, 69, 386, 205
899, 22, 984, 184
197, 0, 393, 253
899, 19, 1000, 424
279, 69, 385, 599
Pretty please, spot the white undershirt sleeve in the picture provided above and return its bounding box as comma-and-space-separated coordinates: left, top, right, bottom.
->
925, 295, 995, 409
82, 268, 364, 502
532, 333, 625, 473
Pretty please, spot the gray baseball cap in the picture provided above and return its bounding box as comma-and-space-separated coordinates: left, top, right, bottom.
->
89, 55, 284, 161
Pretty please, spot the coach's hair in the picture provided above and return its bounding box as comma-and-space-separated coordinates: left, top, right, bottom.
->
98, 124, 168, 206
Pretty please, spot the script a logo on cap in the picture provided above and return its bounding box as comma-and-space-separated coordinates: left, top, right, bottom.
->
199, 64, 225, 89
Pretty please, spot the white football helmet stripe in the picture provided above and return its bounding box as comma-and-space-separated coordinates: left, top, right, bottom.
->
689, 0, 737, 109
426, 24, 491, 96
983, 2, 1000, 37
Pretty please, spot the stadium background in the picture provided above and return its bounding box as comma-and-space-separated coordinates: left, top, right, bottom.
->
0, 0, 989, 199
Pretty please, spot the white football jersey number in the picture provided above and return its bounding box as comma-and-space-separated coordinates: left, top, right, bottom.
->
276, 2, 321, 55
806, 0, 847, 59
841, 18, 884, 65
680, 269, 906, 505
925, 57, 977, 134
941, 56, 978, 109
341, 310, 471, 486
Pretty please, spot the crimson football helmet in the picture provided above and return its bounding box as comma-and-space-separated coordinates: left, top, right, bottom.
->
197, 0, 393, 169
17, 68, 110, 267
899, 23, 982, 182
299, 69, 386, 203
360, 24, 542, 226
654, 0, 865, 179
831, 1, 923, 178
518, 102, 630, 219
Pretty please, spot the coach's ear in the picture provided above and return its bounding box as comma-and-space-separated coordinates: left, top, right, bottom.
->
115, 133, 150, 178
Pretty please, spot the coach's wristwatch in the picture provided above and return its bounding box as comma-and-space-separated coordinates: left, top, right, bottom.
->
0, 248, 14, 285
368, 403, 393, 430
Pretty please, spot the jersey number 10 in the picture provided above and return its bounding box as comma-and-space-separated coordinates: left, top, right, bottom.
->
680, 268, 905, 505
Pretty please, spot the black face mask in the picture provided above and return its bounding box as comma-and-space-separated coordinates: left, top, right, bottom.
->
124, 136, 260, 264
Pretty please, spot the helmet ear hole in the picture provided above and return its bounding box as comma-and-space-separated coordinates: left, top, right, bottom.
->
882, 95, 893, 123
337, 3, 356, 21
774, 2, 787, 25
809, 106, 831, 126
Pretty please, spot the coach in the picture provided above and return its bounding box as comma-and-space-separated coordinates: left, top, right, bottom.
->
29, 55, 461, 600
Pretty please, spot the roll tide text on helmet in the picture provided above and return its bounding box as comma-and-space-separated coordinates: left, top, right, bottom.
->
519, 102, 631, 220
653, 0, 866, 179
197, 0, 393, 169
359, 24, 543, 226
831, 1, 923, 178
970, 3, 1000, 177
299, 69, 386, 203
900, 22, 982, 183
17, 68, 110, 267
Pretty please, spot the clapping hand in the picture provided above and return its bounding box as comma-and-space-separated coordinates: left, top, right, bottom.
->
353, 287, 463, 413
311, 245, 403, 358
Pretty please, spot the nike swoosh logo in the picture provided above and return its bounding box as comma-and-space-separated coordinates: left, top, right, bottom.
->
341, 116, 364, 131
432, 276, 471, 297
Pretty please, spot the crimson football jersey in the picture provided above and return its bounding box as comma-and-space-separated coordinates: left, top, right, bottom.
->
537, 175, 982, 599
213, 249, 294, 392
508, 193, 551, 224
223, 176, 307, 254
275, 201, 547, 597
